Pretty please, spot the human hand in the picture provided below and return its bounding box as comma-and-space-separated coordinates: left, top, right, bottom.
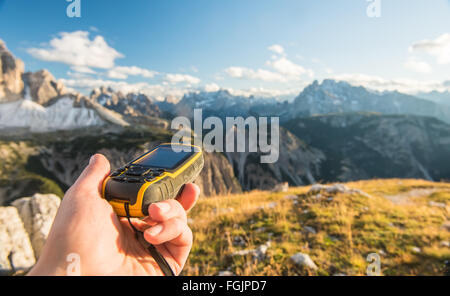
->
28, 154, 200, 276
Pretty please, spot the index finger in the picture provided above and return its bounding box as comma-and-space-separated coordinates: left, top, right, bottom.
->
176, 183, 200, 212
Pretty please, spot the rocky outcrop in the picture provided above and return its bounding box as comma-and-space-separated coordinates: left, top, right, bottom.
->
0, 206, 35, 274
231, 241, 271, 262
91, 87, 166, 128
225, 128, 325, 191
308, 183, 371, 198
285, 113, 450, 182
290, 253, 318, 270
0, 40, 24, 102
194, 152, 242, 196
22, 70, 67, 105
10, 134, 242, 198
12, 194, 61, 258
0, 194, 61, 275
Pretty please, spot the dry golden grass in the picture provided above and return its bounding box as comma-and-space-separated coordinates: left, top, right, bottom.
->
182, 179, 450, 276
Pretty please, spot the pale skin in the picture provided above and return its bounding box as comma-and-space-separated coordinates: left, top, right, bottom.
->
28, 154, 200, 276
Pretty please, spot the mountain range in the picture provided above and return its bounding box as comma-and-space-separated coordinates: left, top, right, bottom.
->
2, 38, 450, 203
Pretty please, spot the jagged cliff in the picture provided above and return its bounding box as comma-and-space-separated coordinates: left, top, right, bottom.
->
0, 40, 25, 102
0, 129, 242, 205
285, 113, 450, 182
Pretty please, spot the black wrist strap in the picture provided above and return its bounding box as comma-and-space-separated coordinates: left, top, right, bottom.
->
124, 203, 175, 276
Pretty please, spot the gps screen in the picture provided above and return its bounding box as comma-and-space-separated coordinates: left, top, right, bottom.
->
134, 147, 195, 169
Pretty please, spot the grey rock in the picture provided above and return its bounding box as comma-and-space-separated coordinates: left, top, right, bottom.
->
272, 182, 289, 193
308, 183, 371, 198
0, 40, 24, 102
411, 247, 422, 253
283, 195, 298, 200
232, 241, 271, 262
22, 69, 67, 105
328, 235, 340, 242
0, 207, 35, 273
12, 193, 61, 258
290, 253, 318, 270
232, 236, 246, 247
303, 226, 317, 235
428, 201, 447, 208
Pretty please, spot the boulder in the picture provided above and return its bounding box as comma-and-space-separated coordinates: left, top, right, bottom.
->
0, 207, 35, 274
12, 193, 61, 259
303, 226, 317, 235
272, 182, 289, 192
290, 252, 318, 270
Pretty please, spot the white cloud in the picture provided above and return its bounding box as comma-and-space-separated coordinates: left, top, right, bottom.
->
70, 65, 96, 74
204, 83, 220, 92
227, 86, 303, 98
409, 33, 450, 65
60, 77, 193, 101
266, 56, 312, 78
225, 66, 287, 82
27, 31, 123, 69
107, 66, 157, 79
331, 73, 450, 94
404, 58, 432, 74
164, 73, 201, 84
225, 45, 313, 83
268, 44, 285, 55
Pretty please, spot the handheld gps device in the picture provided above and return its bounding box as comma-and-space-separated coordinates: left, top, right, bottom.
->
102, 143, 204, 218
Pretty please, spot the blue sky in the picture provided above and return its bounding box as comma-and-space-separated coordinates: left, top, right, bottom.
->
0, 0, 449, 99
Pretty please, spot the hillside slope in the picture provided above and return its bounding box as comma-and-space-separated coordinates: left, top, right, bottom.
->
0, 128, 242, 205
284, 113, 450, 182
184, 179, 450, 276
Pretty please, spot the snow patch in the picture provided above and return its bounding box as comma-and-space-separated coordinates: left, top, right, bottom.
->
0, 97, 106, 132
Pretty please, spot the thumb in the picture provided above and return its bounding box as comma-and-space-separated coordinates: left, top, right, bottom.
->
74, 154, 111, 193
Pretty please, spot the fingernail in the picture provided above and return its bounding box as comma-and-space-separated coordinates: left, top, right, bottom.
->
147, 224, 163, 236
155, 202, 171, 214
89, 155, 96, 165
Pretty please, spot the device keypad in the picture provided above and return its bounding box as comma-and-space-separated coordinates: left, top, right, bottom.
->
111, 167, 166, 183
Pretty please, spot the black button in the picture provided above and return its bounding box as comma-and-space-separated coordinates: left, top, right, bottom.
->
110, 167, 126, 177
112, 175, 125, 182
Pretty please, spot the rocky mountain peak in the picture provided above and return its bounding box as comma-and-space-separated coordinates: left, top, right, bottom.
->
0, 40, 25, 102
22, 69, 67, 105
0, 39, 6, 50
